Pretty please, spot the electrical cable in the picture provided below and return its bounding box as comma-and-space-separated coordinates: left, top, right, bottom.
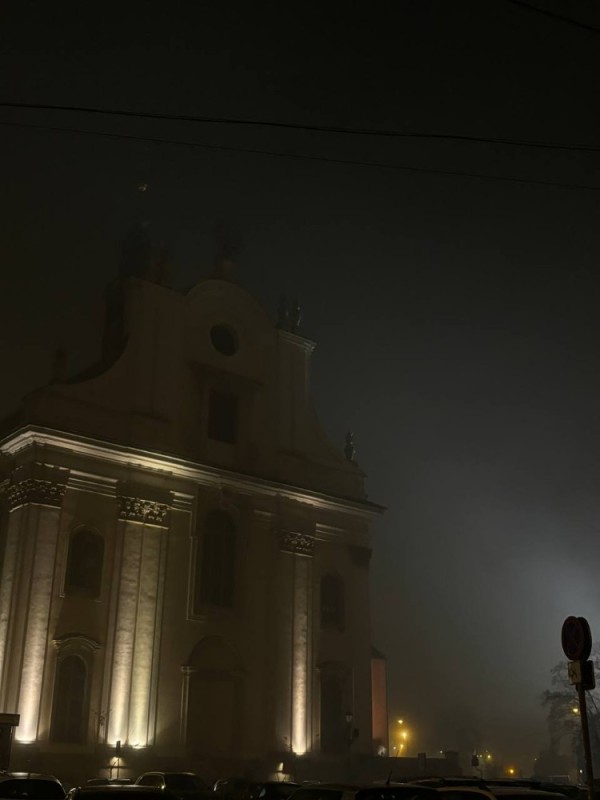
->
2, 118, 600, 192
499, 0, 600, 35
1, 100, 600, 154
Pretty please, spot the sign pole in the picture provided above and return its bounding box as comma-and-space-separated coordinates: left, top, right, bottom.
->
577, 681, 595, 800
562, 617, 595, 800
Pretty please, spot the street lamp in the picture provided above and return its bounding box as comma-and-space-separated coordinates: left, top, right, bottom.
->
396, 719, 409, 756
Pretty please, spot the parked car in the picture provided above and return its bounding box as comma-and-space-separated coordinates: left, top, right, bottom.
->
434, 784, 571, 800
214, 781, 299, 800
135, 773, 212, 800
69, 786, 178, 800
0, 773, 66, 800
247, 783, 300, 800
214, 780, 250, 800
287, 783, 440, 800
86, 783, 133, 788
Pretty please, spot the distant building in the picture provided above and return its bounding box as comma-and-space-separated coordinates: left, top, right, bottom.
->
371, 647, 389, 755
0, 251, 384, 781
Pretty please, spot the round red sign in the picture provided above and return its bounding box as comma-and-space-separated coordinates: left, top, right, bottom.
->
561, 616, 592, 662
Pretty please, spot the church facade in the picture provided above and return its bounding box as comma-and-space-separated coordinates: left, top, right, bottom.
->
0, 259, 383, 782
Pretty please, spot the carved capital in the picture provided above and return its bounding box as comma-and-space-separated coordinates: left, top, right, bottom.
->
280, 530, 314, 557
8, 479, 66, 510
117, 496, 170, 526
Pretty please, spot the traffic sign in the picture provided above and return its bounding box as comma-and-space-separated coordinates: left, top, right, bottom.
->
561, 616, 592, 662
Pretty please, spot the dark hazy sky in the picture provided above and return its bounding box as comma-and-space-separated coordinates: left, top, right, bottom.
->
3, 0, 600, 771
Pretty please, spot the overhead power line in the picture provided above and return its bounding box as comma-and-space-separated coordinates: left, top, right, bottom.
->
499, 0, 600, 35
2, 118, 600, 193
1, 100, 600, 154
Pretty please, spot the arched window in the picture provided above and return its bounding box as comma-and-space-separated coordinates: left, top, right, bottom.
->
65, 529, 104, 597
50, 655, 87, 743
194, 511, 236, 611
320, 574, 345, 631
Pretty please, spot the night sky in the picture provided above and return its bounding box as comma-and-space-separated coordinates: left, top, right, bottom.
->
2, 0, 600, 771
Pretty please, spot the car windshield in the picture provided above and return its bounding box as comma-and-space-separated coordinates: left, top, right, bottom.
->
264, 787, 299, 800
357, 790, 439, 800
81, 793, 167, 800
0, 780, 65, 800
289, 790, 343, 800
164, 778, 207, 793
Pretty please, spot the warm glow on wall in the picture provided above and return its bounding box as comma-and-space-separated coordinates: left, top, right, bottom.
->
128, 528, 161, 747
107, 529, 141, 745
17, 513, 60, 742
291, 556, 309, 755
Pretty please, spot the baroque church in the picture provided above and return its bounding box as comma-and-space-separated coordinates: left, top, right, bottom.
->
0, 237, 386, 782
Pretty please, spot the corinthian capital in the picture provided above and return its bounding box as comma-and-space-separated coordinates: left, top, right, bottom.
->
117, 496, 170, 526
280, 530, 314, 557
8, 479, 66, 510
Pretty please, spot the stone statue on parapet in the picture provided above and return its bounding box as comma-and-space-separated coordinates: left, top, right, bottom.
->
277, 296, 302, 333
290, 299, 301, 332
344, 431, 356, 462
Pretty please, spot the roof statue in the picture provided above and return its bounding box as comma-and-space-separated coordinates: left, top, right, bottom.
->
290, 298, 302, 333
344, 430, 356, 462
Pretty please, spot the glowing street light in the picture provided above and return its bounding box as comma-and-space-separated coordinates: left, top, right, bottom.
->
394, 718, 410, 757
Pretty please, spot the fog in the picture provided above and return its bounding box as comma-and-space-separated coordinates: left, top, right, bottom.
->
2, 0, 600, 774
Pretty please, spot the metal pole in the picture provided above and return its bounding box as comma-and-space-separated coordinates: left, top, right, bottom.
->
577, 682, 594, 800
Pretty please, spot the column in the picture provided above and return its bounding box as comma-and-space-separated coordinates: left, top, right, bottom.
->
1, 474, 67, 741
107, 496, 168, 747
277, 530, 313, 756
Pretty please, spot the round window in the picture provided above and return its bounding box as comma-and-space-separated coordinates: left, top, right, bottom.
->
210, 324, 238, 356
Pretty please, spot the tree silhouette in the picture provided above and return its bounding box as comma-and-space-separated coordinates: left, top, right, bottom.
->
541, 646, 600, 773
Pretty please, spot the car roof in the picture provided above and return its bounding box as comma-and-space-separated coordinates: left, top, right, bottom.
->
76, 789, 173, 793
294, 786, 439, 794
0, 774, 62, 782
490, 792, 569, 797
435, 790, 568, 799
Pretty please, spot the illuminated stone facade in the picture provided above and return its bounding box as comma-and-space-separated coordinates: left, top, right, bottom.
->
0, 267, 382, 781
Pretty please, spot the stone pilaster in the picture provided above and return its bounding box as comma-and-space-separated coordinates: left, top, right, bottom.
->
0, 465, 68, 740
275, 529, 314, 755
107, 491, 169, 747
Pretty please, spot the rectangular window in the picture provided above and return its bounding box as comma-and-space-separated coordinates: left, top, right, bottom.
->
208, 390, 238, 444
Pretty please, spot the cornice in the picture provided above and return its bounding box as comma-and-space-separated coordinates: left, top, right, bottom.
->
277, 329, 317, 353
0, 426, 385, 521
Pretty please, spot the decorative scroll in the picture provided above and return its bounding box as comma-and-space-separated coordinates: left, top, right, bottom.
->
280, 530, 314, 557
7, 479, 66, 510
117, 496, 169, 526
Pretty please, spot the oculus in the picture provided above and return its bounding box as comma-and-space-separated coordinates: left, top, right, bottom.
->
210, 324, 238, 356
